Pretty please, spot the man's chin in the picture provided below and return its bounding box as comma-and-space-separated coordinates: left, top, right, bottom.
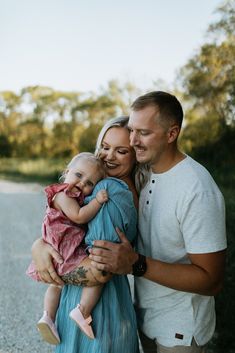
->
136, 155, 149, 163
135, 148, 151, 163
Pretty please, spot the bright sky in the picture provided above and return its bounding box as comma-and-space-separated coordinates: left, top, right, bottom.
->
0, 0, 222, 94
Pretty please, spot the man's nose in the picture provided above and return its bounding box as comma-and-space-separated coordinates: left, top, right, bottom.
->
130, 131, 139, 146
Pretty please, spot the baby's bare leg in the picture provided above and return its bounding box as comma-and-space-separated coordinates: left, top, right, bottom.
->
79, 285, 103, 319
63, 258, 112, 339
44, 285, 62, 321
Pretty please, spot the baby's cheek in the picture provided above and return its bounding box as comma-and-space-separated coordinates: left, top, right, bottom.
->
99, 151, 106, 160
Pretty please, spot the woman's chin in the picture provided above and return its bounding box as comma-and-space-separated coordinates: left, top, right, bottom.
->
106, 171, 117, 178
105, 167, 117, 177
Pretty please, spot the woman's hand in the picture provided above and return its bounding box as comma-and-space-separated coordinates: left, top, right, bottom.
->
31, 238, 64, 285
89, 228, 138, 274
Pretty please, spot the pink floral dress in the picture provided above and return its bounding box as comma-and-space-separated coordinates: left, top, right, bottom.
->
26, 183, 87, 281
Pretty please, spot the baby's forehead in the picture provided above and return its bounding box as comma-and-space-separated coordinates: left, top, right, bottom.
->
74, 158, 94, 168
74, 158, 101, 173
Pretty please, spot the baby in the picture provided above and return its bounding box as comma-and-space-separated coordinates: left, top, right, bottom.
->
27, 152, 108, 344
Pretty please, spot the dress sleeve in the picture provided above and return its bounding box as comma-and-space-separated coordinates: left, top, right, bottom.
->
84, 177, 137, 246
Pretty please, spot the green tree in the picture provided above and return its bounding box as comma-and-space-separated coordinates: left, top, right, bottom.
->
177, 3, 235, 352
178, 0, 235, 153
78, 123, 103, 153
0, 81, 141, 158
0, 134, 12, 157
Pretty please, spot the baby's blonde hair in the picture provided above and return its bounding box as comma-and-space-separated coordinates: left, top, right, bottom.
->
60, 152, 106, 182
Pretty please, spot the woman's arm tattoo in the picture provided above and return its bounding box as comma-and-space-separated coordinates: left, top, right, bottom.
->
61, 266, 90, 286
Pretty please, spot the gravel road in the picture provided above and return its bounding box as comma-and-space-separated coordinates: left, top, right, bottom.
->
0, 180, 53, 353
0, 180, 140, 353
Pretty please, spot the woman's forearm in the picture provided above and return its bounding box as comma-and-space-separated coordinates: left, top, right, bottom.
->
61, 257, 112, 287
32, 238, 112, 286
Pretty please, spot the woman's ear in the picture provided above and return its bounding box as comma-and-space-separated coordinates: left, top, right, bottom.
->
167, 124, 180, 143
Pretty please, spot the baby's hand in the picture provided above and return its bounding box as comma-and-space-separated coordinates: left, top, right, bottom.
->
96, 189, 108, 205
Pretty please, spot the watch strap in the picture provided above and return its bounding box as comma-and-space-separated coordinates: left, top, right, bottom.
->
132, 253, 147, 277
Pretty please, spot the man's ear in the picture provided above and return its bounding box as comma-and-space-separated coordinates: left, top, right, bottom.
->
167, 124, 180, 143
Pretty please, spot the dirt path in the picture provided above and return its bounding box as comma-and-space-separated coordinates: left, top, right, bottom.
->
0, 180, 53, 353
0, 179, 44, 194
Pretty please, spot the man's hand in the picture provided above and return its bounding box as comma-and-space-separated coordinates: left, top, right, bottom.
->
31, 238, 64, 286
89, 228, 138, 274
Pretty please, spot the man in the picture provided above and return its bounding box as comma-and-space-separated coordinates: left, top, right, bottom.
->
89, 91, 227, 353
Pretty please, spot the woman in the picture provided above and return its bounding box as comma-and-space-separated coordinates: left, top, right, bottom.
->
31, 116, 140, 353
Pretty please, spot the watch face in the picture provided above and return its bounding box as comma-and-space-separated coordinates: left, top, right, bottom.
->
132, 254, 147, 277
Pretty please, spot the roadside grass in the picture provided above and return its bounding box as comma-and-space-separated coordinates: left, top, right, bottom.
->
0, 158, 67, 184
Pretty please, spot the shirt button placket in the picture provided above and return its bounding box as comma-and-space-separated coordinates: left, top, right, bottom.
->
146, 179, 155, 205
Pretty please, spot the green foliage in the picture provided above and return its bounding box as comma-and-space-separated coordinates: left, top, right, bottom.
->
208, 0, 235, 38
49, 121, 82, 158
177, 5, 235, 348
188, 125, 235, 169
78, 123, 103, 152
180, 39, 235, 125
0, 81, 138, 159
0, 134, 12, 157
178, 0, 235, 156
194, 158, 235, 353
213, 186, 235, 353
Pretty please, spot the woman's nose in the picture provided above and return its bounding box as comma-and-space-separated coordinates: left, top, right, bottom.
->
106, 149, 115, 160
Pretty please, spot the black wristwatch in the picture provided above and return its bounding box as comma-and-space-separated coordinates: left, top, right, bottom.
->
132, 253, 147, 277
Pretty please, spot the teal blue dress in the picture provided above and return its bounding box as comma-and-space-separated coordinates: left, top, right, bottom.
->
55, 178, 139, 353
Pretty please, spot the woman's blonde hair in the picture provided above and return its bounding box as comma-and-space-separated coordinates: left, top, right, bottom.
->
95, 116, 150, 193
95, 116, 129, 156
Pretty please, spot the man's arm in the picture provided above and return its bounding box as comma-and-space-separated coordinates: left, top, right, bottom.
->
89, 229, 226, 296
143, 250, 226, 296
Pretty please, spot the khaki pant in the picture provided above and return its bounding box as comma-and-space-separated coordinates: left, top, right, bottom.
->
139, 330, 207, 353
